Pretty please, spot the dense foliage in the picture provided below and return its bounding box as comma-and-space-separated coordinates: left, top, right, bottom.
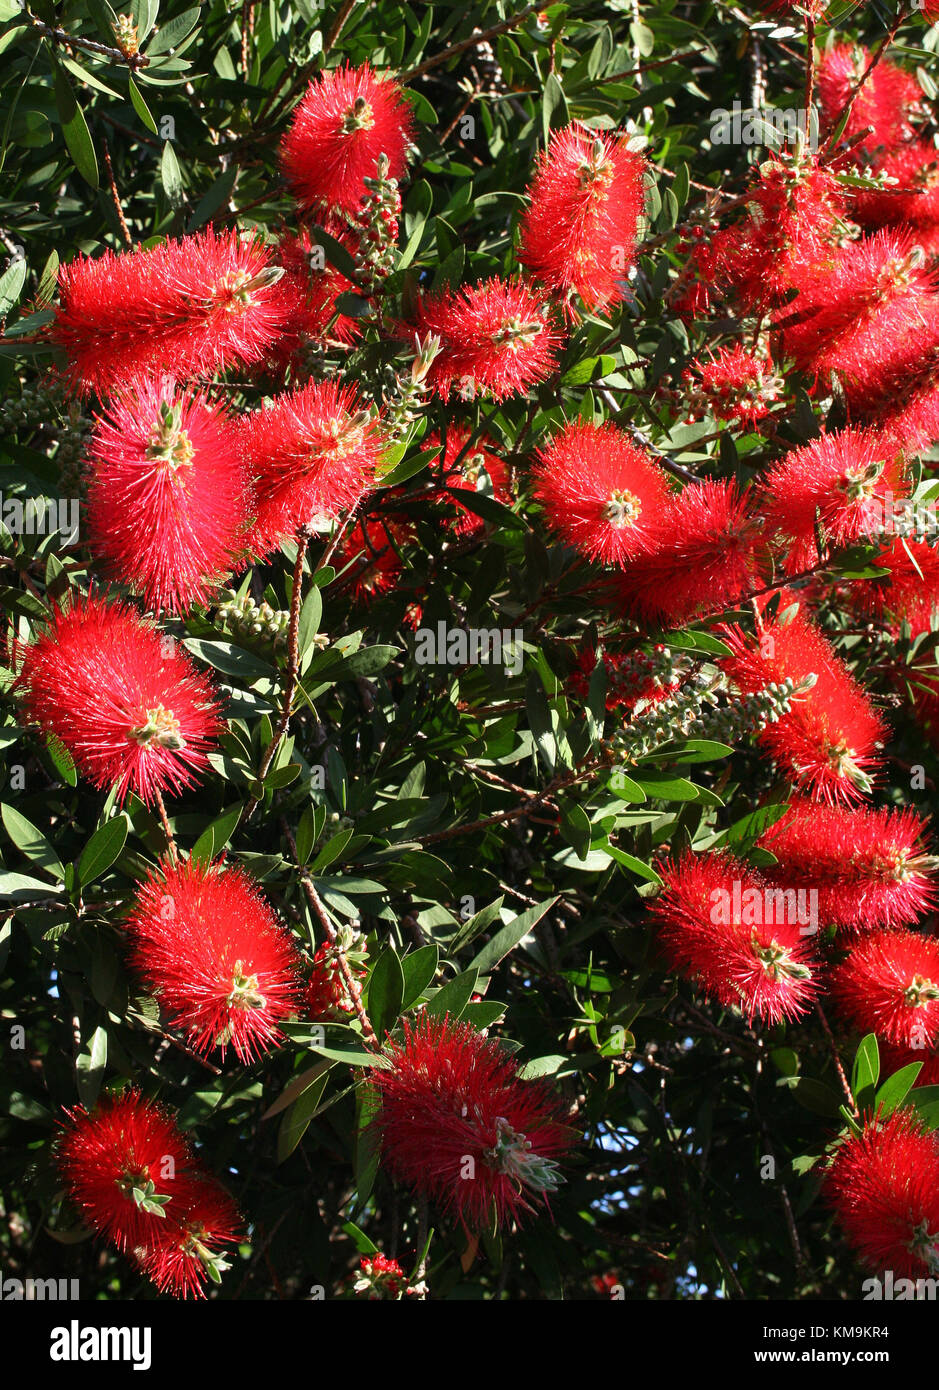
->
3, 0, 939, 1303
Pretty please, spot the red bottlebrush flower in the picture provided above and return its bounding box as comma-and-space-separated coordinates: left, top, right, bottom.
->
776, 230, 939, 412
760, 427, 909, 572
84, 376, 247, 614
56, 1091, 202, 1254
650, 839, 816, 1028
273, 226, 363, 365
826, 1109, 939, 1279
568, 643, 682, 714
425, 424, 511, 536
831, 929, 939, 1049
648, 850, 821, 1026
371, 1013, 573, 1232
134, 1176, 241, 1300
817, 44, 921, 158
683, 344, 783, 428
411, 276, 563, 402
305, 933, 368, 1020
280, 62, 414, 217
852, 536, 939, 632
16, 595, 221, 805
126, 856, 302, 1063
758, 800, 937, 931
240, 380, 380, 557
719, 601, 887, 802
531, 420, 670, 565
352, 1253, 425, 1299
882, 1039, 939, 1087
615, 479, 766, 625
853, 142, 939, 246
709, 154, 846, 311
334, 517, 409, 600
51, 229, 300, 396
518, 121, 648, 313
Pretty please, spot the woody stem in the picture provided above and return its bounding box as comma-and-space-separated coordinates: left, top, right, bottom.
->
280, 818, 378, 1048
152, 789, 178, 866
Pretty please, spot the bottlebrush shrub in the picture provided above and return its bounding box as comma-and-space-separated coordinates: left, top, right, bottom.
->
7, 0, 939, 1307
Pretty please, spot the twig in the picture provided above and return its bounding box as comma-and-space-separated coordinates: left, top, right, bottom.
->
102, 137, 132, 249
803, 13, 816, 130
816, 1003, 858, 1117
325, 0, 359, 52
152, 789, 178, 865
241, 0, 254, 80
28, 17, 150, 69
819, 8, 907, 160
281, 819, 378, 1048
240, 526, 314, 826
401, 4, 542, 82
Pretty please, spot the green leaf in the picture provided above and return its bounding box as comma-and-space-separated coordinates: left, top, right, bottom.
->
541, 71, 567, 148
35, 250, 59, 306
311, 225, 359, 281
354, 1085, 382, 1208
781, 1076, 843, 1119
60, 54, 120, 98
182, 638, 275, 681
308, 1043, 391, 1069
297, 584, 323, 663
76, 1024, 108, 1107
127, 73, 158, 134
366, 946, 405, 1040
0, 870, 62, 902
51, 57, 98, 188
468, 898, 557, 977
160, 139, 184, 206
424, 968, 479, 1021
910, 1085, 939, 1131
277, 1071, 330, 1163
0, 258, 27, 318
1, 803, 64, 879
400, 943, 439, 1009
190, 804, 243, 867
146, 6, 200, 54
851, 1033, 880, 1110
310, 827, 354, 874
875, 1062, 923, 1116
77, 816, 128, 887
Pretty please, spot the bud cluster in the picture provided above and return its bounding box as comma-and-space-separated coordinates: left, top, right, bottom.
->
612, 668, 815, 761
382, 332, 442, 440
215, 590, 307, 651
353, 154, 402, 289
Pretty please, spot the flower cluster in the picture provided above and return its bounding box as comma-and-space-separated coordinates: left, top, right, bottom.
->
56, 1091, 241, 1299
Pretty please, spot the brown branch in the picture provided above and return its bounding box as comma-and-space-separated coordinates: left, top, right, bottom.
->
240, 526, 314, 828
416, 758, 604, 847
241, 0, 255, 80
102, 137, 131, 249
816, 1003, 858, 1117
401, 4, 542, 83
803, 13, 816, 130
152, 789, 178, 865
29, 17, 150, 69
280, 819, 378, 1048
325, 0, 359, 52
819, 8, 908, 160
